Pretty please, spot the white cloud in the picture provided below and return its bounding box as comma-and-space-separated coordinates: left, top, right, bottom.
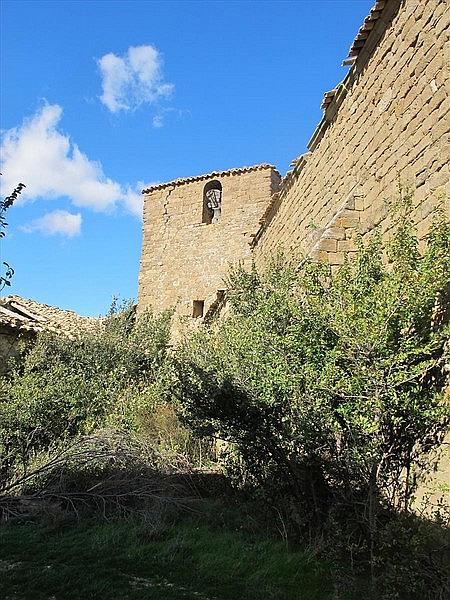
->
152, 114, 164, 128
152, 107, 190, 129
98, 45, 174, 113
122, 184, 144, 218
22, 210, 82, 237
122, 180, 159, 217
0, 103, 144, 220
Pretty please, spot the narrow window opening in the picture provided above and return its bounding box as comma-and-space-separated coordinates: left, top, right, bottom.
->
192, 300, 204, 318
202, 180, 222, 224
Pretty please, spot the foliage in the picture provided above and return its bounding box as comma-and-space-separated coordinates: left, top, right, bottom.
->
0, 430, 195, 522
0, 514, 332, 600
375, 512, 450, 600
0, 181, 26, 290
0, 304, 174, 489
173, 207, 450, 594
1, 196, 449, 597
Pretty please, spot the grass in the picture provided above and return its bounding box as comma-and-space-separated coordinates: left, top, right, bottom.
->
0, 510, 334, 600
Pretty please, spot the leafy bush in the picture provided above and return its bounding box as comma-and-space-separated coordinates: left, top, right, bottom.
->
375, 512, 450, 600
0, 430, 195, 522
173, 208, 450, 593
0, 304, 173, 489
0, 181, 26, 290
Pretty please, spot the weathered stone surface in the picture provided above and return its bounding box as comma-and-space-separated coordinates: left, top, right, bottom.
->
253, 0, 449, 268
138, 1, 449, 313
136, 0, 449, 507
138, 166, 281, 323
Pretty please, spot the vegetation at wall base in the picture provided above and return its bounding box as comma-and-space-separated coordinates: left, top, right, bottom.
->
0, 505, 334, 600
1, 203, 449, 599
173, 205, 450, 598
0, 301, 205, 490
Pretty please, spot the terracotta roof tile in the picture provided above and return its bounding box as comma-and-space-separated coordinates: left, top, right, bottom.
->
142, 164, 278, 193
0, 295, 99, 338
320, 2, 389, 110
343, 0, 387, 65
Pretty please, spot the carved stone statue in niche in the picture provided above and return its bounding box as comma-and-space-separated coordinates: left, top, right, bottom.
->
205, 187, 222, 223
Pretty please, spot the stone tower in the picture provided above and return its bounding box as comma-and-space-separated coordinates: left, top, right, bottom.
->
138, 164, 280, 321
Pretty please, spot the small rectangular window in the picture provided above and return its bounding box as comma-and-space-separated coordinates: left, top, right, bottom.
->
192, 300, 204, 318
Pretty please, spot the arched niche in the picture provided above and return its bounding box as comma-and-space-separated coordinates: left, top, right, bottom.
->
202, 180, 222, 224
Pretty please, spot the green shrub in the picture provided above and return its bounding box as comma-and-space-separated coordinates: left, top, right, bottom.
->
173, 208, 450, 573
0, 304, 173, 488
375, 513, 450, 599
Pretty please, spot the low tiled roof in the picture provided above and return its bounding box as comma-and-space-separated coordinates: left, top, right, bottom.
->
142, 164, 277, 193
344, 0, 387, 65
310, 0, 398, 154
250, 1, 397, 249
320, 1, 388, 109
0, 295, 98, 338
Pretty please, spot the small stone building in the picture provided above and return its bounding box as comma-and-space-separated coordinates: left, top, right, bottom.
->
138, 164, 280, 323
0, 295, 97, 372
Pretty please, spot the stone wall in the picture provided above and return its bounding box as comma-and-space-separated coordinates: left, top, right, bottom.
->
253, 0, 450, 268
138, 1, 449, 313
136, 0, 449, 512
0, 327, 30, 373
247, 0, 450, 511
138, 166, 280, 322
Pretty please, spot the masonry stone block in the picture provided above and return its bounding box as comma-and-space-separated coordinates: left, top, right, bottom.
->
138, 167, 280, 323
137, 0, 448, 347
252, 0, 448, 268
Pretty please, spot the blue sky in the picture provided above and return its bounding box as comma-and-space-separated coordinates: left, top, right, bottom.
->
0, 0, 373, 316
